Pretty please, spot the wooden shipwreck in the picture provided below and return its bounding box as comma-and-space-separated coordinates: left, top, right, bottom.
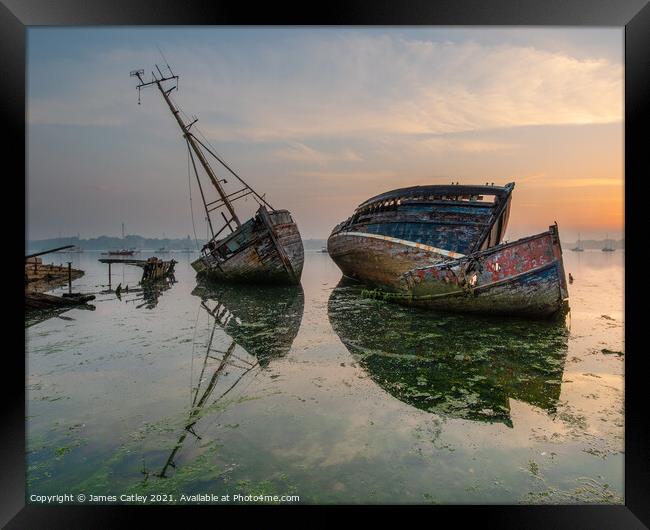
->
328, 182, 569, 318
131, 65, 303, 285
397, 224, 569, 317
98, 256, 177, 288
328, 183, 514, 290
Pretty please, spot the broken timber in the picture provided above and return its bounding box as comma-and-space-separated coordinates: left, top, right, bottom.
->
99, 256, 177, 285
25, 292, 95, 311
25, 246, 84, 293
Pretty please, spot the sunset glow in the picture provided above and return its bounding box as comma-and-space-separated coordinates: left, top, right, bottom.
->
27, 28, 623, 242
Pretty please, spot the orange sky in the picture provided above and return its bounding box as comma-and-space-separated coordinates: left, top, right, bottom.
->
27, 28, 623, 241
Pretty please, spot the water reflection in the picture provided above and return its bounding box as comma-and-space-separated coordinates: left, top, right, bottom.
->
328, 279, 569, 427
191, 282, 304, 366
157, 283, 305, 478
118, 276, 177, 309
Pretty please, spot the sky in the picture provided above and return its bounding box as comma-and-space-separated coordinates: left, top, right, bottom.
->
27, 27, 624, 242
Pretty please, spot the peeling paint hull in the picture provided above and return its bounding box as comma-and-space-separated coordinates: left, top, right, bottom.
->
328, 183, 514, 291
192, 207, 304, 285
396, 225, 569, 318
327, 232, 449, 291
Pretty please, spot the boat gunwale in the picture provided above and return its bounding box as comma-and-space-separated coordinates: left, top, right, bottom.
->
356, 182, 515, 210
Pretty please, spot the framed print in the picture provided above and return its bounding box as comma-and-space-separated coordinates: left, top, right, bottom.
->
3, 0, 648, 525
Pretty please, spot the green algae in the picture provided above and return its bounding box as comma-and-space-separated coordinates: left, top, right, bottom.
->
329, 282, 569, 425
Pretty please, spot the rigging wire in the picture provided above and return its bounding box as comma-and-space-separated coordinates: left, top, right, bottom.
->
186, 142, 200, 250
177, 106, 271, 209
189, 299, 202, 407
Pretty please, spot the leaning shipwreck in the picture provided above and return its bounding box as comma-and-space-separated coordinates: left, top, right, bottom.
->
328, 182, 569, 318
328, 183, 514, 290
131, 65, 304, 285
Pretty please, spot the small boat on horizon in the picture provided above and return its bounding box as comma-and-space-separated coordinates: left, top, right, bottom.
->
103, 223, 138, 256
571, 233, 584, 252
103, 249, 136, 256
602, 235, 615, 252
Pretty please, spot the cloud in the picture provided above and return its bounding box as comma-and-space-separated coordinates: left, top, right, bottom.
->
28, 32, 623, 145
416, 137, 517, 153
273, 142, 363, 165
26, 29, 624, 239
525, 177, 623, 188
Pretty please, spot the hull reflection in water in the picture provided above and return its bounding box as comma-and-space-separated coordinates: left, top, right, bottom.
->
328, 280, 568, 427
191, 282, 304, 366
158, 283, 304, 478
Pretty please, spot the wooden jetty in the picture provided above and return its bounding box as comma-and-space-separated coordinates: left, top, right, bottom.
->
25, 245, 84, 293
25, 246, 93, 320
327, 183, 514, 291
130, 65, 303, 285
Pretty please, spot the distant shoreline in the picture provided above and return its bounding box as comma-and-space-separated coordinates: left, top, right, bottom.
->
26, 236, 622, 253
25, 236, 330, 254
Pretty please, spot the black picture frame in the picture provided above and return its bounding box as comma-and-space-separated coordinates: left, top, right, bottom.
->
3, 0, 648, 525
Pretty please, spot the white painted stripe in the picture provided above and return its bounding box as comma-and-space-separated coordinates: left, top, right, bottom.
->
331, 231, 466, 259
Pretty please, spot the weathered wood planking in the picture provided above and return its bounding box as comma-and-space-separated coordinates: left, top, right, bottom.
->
395, 225, 569, 317
192, 206, 304, 285
328, 183, 514, 292
25, 259, 84, 292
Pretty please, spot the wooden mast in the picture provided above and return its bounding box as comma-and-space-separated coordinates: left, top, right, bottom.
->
131, 68, 242, 233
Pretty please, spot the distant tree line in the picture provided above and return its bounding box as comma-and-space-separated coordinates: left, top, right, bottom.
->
27, 235, 330, 253
564, 238, 624, 249
26, 235, 207, 253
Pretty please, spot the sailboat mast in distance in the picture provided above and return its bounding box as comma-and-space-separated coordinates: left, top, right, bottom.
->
130, 64, 304, 285
602, 234, 615, 252
571, 233, 584, 252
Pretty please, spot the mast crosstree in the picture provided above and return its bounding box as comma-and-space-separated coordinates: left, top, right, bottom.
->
130, 65, 273, 242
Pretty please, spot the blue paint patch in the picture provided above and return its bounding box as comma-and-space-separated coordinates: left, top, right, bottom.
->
365, 222, 482, 253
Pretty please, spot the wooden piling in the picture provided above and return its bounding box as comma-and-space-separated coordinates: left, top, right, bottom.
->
67, 262, 72, 294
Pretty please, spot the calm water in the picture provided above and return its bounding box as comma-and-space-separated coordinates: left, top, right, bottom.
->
26, 249, 624, 504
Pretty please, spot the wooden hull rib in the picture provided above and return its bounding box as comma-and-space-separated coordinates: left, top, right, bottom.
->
192, 206, 304, 285
395, 225, 569, 317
